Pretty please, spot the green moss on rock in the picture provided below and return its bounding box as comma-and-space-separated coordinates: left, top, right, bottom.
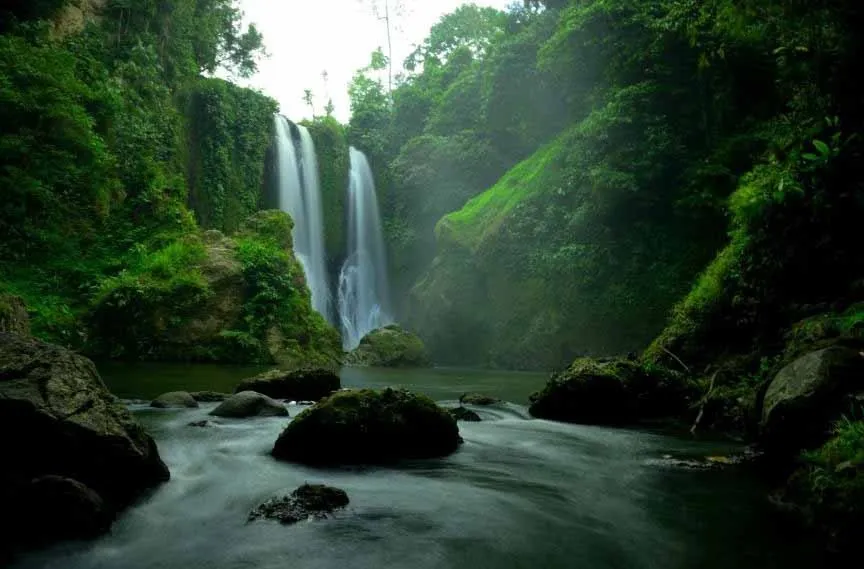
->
345, 325, 431, 368
272, 388, 461, 465
87, 211, 341, 366
529, 357, 696, 425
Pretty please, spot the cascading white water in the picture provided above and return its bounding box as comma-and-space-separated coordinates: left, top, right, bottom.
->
338, 147, 393, 350
274, 115, 332, 321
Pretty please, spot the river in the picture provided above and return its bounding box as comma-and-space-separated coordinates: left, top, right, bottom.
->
12, 364, 827, 569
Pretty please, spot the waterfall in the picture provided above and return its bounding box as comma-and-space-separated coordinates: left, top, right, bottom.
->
273, 115, 332, 321
338, 147, 393, 350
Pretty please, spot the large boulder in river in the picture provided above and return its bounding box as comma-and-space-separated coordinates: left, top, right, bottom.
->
0, 293, 29, 336
0, 334, 169, 552
272, 388, 460, 465
210, 391, 289, 418
151, 391, 199, 409
529, 358, 694, 425
345, 325, 431, 368
235, 368, 340, 401
760, 347, 864, 453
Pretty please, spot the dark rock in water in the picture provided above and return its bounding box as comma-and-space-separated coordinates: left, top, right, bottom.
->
0, 294, 29, 336
16, 476, 112, 543
459, 393, 501, 406
187, 420, 213, 428
760, 347, 864, 454
235, 368, 340, 401
210, 391, 288, 418
529, 358, 694, 425
272, 388, 460, 465
189, 391, 229, 403
249, 484, 349, 525
0, 334, 169, 554
449, 407, 482, 422
151, 391, 199, 409
345, 325, 431, 368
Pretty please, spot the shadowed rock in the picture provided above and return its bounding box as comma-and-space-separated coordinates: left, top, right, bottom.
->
0, 334, 169, 553
272, 388, 460, 465
235, 368, 340, 401
210, 391, 288, 418
151, 391, 199, 409
249, 484, 349, 525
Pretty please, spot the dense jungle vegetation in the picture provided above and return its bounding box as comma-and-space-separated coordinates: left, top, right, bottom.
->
0, 0, 340, 365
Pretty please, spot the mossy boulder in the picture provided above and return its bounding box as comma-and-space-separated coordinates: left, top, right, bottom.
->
529, 358, 695, 425
0, 293, 29, 336
210, 391, 289, 418
235, 368, 340, 401
87, 211, 342, 367
345, 325, 431, 368
151, 391, 199, 409
0, 333, 169, 553
272, 388, 460, 465
760, 348, 864, 455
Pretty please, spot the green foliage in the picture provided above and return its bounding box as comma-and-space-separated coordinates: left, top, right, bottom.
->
88, 237, 212, 359
234, 231, 341, 368
182, 78, 278, 233
786, 416, 864, 551
405, 5, 507, 71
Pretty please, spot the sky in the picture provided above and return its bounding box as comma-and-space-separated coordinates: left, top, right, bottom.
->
230, 0, 514, 122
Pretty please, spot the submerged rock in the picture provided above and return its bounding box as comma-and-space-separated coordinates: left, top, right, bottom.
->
345, 325, 431, 368
459, 393, 501, 406
760, 347, 864, 454
248, 484, 349, 525
151, 391, 199, 409
449, 407, 482, 422
272, 388, 460, 465
187, 420, 213, 428
235, 368, 340, 401
189, 391, 229, 403
210, 391, 288, 418
0, 334, 169, 552
529, 358, 693, 425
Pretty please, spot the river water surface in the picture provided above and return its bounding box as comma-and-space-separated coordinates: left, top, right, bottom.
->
13, 365, 826, 569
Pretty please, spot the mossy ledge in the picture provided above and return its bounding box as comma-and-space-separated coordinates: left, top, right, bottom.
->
87, 210, 342, 366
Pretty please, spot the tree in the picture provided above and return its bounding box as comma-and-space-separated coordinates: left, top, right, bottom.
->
303, 89, 316, 118
359, 0, 407, 95
192, 0, 267, 79
405, 5, 507, 71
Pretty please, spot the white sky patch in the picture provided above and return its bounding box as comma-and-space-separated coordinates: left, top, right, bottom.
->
229, 0, 515, 122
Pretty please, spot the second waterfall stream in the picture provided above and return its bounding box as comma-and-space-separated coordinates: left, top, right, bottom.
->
338, 147, 393, 350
